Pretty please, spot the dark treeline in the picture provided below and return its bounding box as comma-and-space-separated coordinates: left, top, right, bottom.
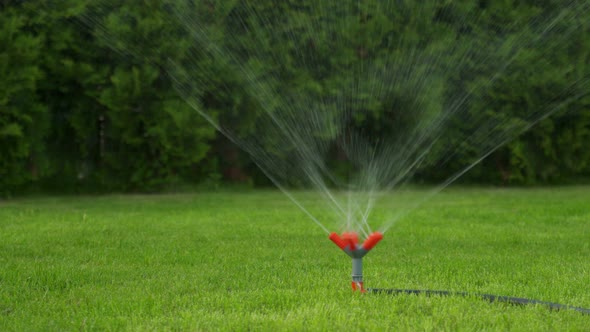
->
1, 1, 590, 195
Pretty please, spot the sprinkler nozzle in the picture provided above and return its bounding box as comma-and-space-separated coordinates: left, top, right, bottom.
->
329, 231, 383, 292
362, 231, 383, 250
342, 232, 359, 250
329, 232, 347, 250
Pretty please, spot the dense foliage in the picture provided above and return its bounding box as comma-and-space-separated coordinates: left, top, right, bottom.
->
1, 1, 589, 194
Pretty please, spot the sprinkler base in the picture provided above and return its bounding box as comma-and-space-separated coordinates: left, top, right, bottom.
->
352, 281, 366, 293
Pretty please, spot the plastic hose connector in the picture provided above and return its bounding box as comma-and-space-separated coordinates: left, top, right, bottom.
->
362, 232, 383, 250
329, 232, 348, 250
352, 281, 366, 293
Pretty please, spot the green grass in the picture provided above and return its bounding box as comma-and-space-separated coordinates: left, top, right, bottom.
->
1, 187, 589, 331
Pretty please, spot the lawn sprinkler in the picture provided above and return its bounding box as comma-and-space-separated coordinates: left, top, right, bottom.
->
329, 231, 383, 292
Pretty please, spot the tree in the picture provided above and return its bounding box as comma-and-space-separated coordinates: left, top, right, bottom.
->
0, 6, 47, 194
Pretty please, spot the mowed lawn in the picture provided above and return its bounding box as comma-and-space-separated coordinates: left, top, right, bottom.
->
0, 187, 589, 331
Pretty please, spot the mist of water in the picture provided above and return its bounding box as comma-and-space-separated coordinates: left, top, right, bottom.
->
75, 0, 590, 238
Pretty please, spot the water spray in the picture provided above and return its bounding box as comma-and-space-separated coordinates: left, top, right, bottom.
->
329, 231, 383, 292
76, 0, 590, 316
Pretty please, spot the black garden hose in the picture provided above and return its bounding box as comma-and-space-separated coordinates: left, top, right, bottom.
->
369, 288, 590, 315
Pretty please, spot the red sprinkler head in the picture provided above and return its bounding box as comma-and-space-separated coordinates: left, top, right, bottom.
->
341, 232, 359, 250
362, 232, 383, 250
329, 231, 383, 292
329, 232, 348, 250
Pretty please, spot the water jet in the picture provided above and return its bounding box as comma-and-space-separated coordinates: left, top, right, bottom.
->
72, 0, 590, 315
